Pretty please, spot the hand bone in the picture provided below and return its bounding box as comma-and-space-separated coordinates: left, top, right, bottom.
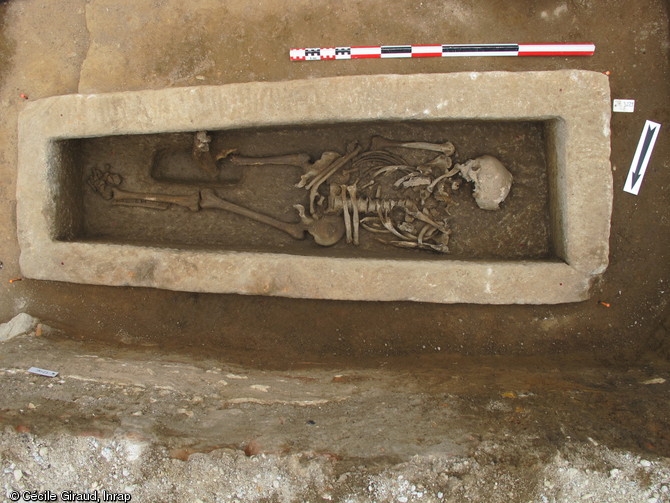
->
87, 166, 122, 199
192, 131, 218, 174
193, 131, 212, 152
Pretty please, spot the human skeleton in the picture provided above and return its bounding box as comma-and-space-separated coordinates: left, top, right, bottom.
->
89, 132, 513, 253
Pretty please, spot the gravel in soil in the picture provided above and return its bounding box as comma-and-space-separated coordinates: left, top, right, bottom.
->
0, 331, 669, 502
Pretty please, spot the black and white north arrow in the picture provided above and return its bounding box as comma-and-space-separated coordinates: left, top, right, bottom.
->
624, 120, 661, 195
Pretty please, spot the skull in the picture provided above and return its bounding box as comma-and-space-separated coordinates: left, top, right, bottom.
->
456, 155, 513, 210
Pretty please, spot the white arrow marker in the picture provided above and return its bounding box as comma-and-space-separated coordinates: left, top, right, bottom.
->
624, 120, 661, 195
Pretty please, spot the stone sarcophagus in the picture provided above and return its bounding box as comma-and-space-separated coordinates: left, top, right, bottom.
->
17, 71, 612, 304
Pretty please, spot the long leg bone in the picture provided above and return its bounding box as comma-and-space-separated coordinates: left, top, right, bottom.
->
112, 200, 172, 210
111, 187, 201, 211
200, 188, 305, 239
370, 136, 455, 156
200, 189, 345, 246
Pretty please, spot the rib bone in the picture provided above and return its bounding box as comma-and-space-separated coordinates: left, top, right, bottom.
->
307, 144, 362, 215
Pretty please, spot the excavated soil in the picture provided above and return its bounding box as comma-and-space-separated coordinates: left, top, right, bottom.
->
74, 120, 551, 260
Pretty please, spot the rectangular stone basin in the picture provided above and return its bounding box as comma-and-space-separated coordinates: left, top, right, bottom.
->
17, 71, 612, 304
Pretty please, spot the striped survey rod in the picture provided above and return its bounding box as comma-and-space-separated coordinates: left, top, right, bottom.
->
290, 43, 595, 61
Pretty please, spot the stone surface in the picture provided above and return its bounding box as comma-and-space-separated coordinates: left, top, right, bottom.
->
16, 71, 612, 304
0, 312, 38, 341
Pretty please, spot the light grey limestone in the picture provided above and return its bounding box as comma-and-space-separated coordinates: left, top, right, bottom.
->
0, 313, 39, 341
16, 71, 612, 304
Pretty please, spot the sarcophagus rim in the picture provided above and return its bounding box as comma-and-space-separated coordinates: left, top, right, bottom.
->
17, 71, 612, 304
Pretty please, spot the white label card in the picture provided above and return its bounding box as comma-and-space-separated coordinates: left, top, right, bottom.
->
28, 367, 59, 378
613, 99, 635, 113
623, 120, 661, 195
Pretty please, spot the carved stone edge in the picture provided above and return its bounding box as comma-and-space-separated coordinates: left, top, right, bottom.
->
17, 71, 612, 304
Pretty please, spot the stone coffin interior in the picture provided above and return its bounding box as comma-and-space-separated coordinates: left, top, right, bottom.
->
53, 119, 557, 261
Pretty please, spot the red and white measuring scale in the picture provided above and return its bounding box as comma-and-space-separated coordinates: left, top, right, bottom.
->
290, 43, 595, 61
